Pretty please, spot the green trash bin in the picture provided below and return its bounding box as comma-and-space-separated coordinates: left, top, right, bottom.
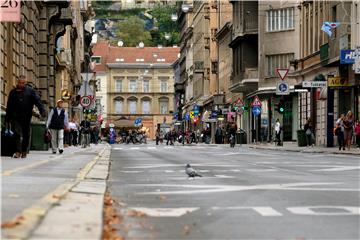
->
30, 122, 49, 151
297, 129, 307, 147
236, 130, 247, 144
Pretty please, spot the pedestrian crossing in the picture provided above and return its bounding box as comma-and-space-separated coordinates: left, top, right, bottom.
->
113, 145, 214, 151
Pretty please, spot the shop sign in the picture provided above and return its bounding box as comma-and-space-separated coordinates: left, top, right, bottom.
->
340, 49, 356, 64
328, 77, 350, 87
222, 108, 229, 114
0, 0, 20, 22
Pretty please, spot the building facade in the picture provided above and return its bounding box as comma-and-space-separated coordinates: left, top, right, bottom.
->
257, 1, 301, 142
93, 42, 179, 139
1, 1, 94, 121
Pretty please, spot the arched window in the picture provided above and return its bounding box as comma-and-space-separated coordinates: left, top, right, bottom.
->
128, 96, 138, 114
114, 97, 124, 114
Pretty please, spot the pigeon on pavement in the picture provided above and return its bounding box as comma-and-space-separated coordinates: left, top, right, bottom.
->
185, 164, 202, 178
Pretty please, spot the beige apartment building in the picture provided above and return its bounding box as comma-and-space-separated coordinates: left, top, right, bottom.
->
257, 1, 301, 142
295, 1, 359, 147
92, 42, 179, 139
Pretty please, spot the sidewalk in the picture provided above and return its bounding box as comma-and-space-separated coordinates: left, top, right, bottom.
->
1, 144, 111, 240
248, 141, 360, 156
165, 140, 360, 155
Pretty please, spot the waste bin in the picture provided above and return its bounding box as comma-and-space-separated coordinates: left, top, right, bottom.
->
236, 130, 247, 144
30, 122, 49, 150
297, 129, 307, 147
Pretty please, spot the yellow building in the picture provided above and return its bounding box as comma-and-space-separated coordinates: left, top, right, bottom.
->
93, 42, 179, 138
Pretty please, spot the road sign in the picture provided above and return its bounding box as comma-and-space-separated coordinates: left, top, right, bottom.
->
251, 95, 262, 107
80, 96, 92, 107
189, 111, 194, 119
302, 81, 327, 88
234, 98, 244, 107
193, 105, 199, 114
276, 68, 289, 80
276, 81, 290, 95
134, 118, 142, 125
252, 106, 261, 117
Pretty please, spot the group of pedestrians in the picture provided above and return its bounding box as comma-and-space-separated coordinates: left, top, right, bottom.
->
335, 111, 359, 151
4, 75, 99, 158
155, 128, 212, 146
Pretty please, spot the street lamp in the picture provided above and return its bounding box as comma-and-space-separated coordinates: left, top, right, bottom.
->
171, 13, 178, 22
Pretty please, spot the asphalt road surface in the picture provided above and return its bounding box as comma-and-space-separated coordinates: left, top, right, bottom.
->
108, 143, 360, 240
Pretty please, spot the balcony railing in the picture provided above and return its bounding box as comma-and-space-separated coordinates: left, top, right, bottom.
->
243, 14, 258, 33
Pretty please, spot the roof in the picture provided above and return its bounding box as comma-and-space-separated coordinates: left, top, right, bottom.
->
92, 41, 179, 71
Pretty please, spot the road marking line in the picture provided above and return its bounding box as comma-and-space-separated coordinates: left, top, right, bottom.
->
120, 170, 144, 173
113, 147, 123, 150
147, 147, 156, 150
246, 169, 277, 172
312, 166, 360, 172
135, 182, 358, 195
130, 147, 140, 150
214, 175, 236, 179
129, 207, 199, 217
287, 206, 360, 216
212, 207, 282, 216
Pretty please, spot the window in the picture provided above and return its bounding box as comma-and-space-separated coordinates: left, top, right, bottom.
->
115, 79, 122, 92
115, 100, 123, 114
129, 101, 137, 114
142, 100, 151, 114
129, 80, 137, 92
267, 8, 294, 32
159, 99, 168, 114
266, 53, 294, 76
160, 80, 167, 92
91, 56, 101, 64
143, 80, 150, 92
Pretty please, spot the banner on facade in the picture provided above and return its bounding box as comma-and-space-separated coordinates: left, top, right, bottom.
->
0, 0, 21, 22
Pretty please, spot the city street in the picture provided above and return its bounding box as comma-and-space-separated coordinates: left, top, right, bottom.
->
109, 143, 360, 239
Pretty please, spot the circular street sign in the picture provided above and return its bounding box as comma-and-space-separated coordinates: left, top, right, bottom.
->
80, 96, 92, 107
279, 83, 288, 92
252, 106, 261, 117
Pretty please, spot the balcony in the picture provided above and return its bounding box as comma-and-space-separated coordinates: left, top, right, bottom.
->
229, 68, 258, 93
243, 14, 257, 34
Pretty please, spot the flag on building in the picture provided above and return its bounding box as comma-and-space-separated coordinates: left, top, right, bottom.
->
321, 22, 341, 37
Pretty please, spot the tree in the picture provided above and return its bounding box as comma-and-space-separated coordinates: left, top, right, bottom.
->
114, 16, 153, 47
149, 4, 180, 46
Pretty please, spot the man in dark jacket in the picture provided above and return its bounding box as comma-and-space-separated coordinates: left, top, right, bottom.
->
5, 75, 46, 158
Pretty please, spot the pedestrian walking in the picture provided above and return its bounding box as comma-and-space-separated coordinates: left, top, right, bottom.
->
304, 118, 314, 147
334, 122, 344, 151
155, 129, 160, 145
215, 126, 223, 144
5, 75, 46, 158
274, 119, 281, 146
46, 99, 69, 154
80, 117, 91, 148
354, 120, 360, 149
343, 111, 354, 150
68, 117, 79, 146
336, 113, 345, 150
